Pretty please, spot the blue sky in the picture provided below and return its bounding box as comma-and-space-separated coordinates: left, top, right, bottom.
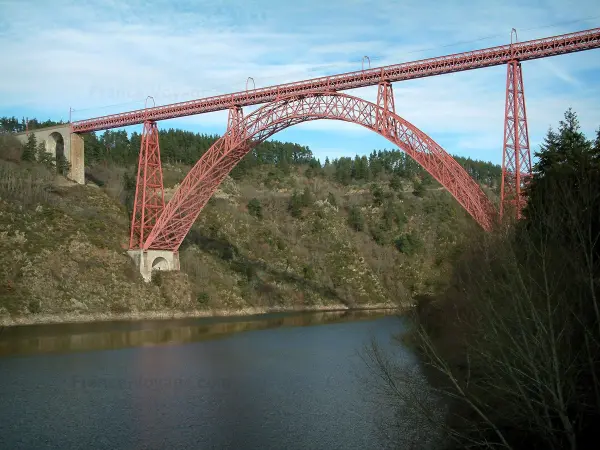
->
1, 0, 599, 165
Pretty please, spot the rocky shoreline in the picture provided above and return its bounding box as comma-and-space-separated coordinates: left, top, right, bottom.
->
0, 302, 401, 327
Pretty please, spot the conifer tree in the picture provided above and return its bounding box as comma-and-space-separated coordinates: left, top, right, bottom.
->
21, 133, 37, 161
523, 109, 600, 260
36, 142, 55, 169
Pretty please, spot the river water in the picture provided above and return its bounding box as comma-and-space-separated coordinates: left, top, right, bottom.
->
0, 310, 429, 449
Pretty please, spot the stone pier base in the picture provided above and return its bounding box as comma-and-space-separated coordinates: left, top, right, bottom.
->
127, 250, 180, 282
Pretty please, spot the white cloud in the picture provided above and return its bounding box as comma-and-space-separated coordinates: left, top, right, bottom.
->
1, 0, 599, 162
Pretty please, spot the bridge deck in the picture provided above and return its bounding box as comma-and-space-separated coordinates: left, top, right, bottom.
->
68, 27, 600, 134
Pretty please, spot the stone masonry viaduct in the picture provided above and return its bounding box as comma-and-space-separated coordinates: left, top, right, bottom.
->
14, 124, 85, 185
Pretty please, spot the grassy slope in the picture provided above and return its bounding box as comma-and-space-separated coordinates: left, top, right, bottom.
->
0, 158, 480, 324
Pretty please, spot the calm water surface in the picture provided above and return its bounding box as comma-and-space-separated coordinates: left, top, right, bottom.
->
0, 310, 419, 449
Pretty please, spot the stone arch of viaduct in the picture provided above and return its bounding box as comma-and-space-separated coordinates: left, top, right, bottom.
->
14, 124, 85, 184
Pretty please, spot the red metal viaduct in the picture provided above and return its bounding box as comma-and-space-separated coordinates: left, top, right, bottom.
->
21, 26, 600, 280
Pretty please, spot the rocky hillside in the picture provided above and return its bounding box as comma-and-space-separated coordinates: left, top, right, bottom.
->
0, 163, 482, 326
0, 131, 489, 325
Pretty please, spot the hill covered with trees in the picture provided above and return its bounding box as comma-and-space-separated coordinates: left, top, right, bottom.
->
0, 115, 501, 325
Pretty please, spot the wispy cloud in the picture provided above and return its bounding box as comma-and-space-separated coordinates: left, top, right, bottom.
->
0, 0, 599, 164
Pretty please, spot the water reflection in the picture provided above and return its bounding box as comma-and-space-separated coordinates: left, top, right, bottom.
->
0, 309, 395, 357
0, 312, 410, 449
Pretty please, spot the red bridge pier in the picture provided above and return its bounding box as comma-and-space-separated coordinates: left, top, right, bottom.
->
126, 120, 180, 281
500, 59, 532, 219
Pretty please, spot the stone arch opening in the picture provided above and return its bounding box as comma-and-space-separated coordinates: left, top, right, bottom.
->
47, 132, 65, 163
151, 257, 169, 271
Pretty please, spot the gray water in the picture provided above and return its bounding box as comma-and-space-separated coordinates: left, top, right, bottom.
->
0, 310, 421, 449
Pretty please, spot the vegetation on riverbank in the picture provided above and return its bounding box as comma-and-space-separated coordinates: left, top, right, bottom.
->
368, 109, 600, 449
0, 118, 499, 325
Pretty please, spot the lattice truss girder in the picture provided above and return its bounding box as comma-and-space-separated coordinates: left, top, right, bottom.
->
501, 60, 532, 218
142, 92, 496, 251
129, 121, 165, 249
72, 28, 600, 133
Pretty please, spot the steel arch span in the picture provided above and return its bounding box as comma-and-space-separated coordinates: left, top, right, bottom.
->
143, 92, 497, 251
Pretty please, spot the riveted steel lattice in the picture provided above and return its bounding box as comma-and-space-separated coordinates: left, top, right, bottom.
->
376, 81, 396, 136
501, 61, 532, 219
65, 26, 600, 252
71, 27, 600, 134
142, 92, 497, 251
129, 121, 165, 249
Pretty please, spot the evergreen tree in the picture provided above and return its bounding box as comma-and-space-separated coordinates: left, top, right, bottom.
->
57, 154, 70, 176
527, 109, 596, 196
523, 109, 600, 261
381, 202, 394, 231
370, 223, 387, 245
308, 158, 321, 169
352, 155, 369, 180
21, 133, 37, 161
277, 154, 291, 175
35, 142, 46, 161
83, 132, 104, 164
36, 142, 54, 169
334, 157, 353, 185
421, 173, 435, 186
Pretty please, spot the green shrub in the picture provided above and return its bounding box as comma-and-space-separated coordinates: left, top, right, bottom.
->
57, 153, 70, 176
326, 192, 337, 207
389, 175, 402, 191
303, 265, 315, 280
301, 187, 313, 206
152, 271, 163, 287
370, 183, 384, 206
196, 292, 210, 305
288, 191, 303, 218
412, 180, 426, 197
312, 218, 326, 233
370, 224, 387, 246
347, 205, 365, 231
394, 232, 423, 255
247, 198, 263, 219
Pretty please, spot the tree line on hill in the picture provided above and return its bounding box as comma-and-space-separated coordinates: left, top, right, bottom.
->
371, 109, 600, 449
0, 115, 501, 188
